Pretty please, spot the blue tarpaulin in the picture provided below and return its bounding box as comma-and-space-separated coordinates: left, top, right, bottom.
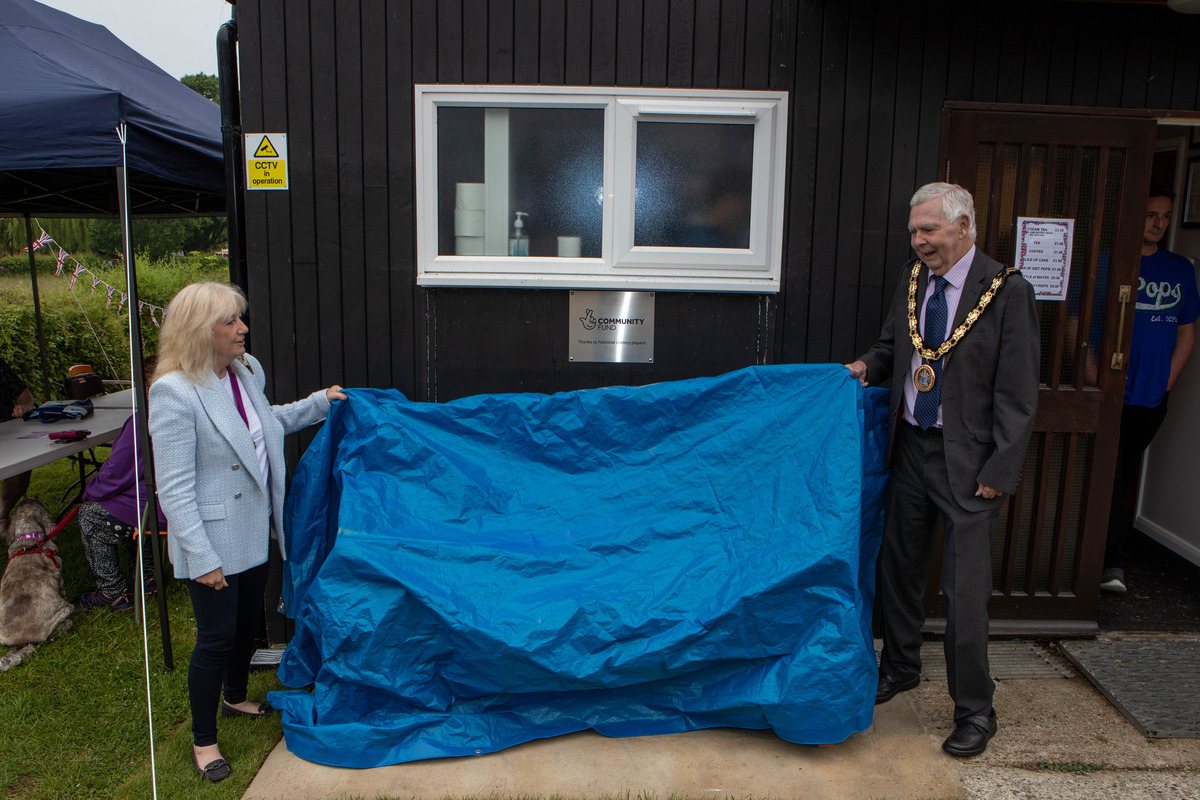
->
271, 364, 890, 767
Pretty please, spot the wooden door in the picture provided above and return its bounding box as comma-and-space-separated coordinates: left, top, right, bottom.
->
930, 106, 1157, 634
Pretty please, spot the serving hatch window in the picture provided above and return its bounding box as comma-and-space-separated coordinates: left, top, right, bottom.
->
415, 85, 789, 293
436, 106, 605, 259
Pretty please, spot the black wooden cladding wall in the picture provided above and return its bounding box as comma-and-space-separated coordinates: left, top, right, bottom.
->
236, 0, 1200, 438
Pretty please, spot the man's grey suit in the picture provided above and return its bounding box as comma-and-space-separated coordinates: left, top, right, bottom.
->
149, 354, 330, 581
857, 250, 1039, 721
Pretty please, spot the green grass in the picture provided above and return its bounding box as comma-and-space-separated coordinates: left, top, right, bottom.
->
1, 459, 286, 799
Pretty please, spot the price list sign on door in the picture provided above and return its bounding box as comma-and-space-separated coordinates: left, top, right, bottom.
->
1016, 217, 1075, 302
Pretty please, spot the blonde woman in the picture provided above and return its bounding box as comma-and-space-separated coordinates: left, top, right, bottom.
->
149, 282, 345, 783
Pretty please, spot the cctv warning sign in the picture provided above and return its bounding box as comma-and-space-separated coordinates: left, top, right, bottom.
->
245, 133, 288, 190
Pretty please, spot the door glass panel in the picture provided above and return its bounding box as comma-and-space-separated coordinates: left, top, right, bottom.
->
1074, 150, 1100, 387
1060, 433, 1090, 591
437, 106, 604, 257
1035, 433, 1073, 592
1057, 149, 1084, 386
1024, 146, 1048, 216
634, 121, 754, 248
1033, 433, 1060, 591
975, 144, 994, 248
993, 431, 1088, 595
1090, 151, 1126, 385
995, 434, 1038, 592
1060, 149, 1122, 390
1050, 148, 1072, 218
992, 144, 1020, 266
1058, 149, 1098, 387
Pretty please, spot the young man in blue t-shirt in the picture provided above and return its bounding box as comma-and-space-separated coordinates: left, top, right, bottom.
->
1104, 188, 1200, 593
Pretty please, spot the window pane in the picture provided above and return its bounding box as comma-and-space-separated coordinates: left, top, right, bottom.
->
437, 107, 604, 257
634, 121, 754, 248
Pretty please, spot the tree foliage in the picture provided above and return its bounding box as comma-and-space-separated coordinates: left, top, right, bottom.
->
0, 218, 90, 255
1, 217, 226, 264
181, 72, 220, 104
90, 218, 227, 260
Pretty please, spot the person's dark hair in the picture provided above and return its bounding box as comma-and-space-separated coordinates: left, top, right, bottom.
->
1149, 185, 1176, 202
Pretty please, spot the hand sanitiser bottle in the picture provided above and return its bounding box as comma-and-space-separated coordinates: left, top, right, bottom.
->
509, 211, 529, 256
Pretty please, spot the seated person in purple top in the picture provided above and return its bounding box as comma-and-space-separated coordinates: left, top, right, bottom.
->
78, 413, 168, 612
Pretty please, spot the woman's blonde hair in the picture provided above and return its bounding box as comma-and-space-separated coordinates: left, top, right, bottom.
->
152, 282, 247, 385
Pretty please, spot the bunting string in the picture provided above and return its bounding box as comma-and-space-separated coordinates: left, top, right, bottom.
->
26, 221, 166, 322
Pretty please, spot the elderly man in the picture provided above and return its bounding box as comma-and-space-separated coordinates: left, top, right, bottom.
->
846, 182, 1039, 757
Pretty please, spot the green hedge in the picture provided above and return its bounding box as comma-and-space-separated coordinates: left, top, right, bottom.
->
0, 288, 133, 396
0, 257, 229, 402
0, 254, 65, 278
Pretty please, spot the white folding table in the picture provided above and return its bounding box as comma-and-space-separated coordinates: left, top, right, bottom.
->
0, 390, 134, 512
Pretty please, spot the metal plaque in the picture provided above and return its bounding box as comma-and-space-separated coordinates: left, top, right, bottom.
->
569, 291, 655, 363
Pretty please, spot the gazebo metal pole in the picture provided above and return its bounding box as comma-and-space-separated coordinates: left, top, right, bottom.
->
23, 213, 51, 401
116, 149, 173, 671
218, 11, 247, 295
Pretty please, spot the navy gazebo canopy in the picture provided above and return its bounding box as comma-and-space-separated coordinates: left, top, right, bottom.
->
0, 0, 224, 218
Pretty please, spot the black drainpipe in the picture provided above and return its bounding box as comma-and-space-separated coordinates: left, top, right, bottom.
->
217, 2, 247, 295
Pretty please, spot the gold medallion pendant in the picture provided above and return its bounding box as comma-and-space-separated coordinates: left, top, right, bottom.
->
914, 363, 937, 393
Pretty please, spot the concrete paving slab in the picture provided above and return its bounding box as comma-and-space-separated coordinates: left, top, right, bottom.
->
916, 675, 1200, 771
959, 767, 1200, 800
243, 698, 963, 800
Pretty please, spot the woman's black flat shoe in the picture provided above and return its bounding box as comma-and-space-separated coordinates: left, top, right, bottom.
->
193, 751, 232, 783
220, 700, 274, 718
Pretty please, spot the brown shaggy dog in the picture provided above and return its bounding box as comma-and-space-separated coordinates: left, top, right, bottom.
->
0, 499, 73, 671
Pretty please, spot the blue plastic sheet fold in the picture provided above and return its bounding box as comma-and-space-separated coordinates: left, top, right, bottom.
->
271, 364, 890, 767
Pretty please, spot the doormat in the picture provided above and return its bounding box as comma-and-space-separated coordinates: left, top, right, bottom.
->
918, 639, 1073, 680
875, 639, 1073, 680
1059, 637, 1200, 738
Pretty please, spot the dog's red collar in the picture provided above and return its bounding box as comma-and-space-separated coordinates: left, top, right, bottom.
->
7, 546, 61, 570
7, 504, 79, 558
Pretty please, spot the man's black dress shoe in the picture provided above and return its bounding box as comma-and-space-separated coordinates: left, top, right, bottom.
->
874, 672, 920, 704
942, 713, 997, 757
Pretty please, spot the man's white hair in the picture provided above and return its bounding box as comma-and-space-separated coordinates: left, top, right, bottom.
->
911, 182, 977, 241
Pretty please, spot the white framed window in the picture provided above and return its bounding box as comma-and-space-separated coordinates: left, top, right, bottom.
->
415, 85, 788, 293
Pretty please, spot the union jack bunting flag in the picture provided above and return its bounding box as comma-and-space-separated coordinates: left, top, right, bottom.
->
23, 231, 52, 252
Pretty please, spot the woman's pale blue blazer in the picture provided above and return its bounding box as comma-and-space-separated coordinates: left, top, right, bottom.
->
149, 354, 330, 580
